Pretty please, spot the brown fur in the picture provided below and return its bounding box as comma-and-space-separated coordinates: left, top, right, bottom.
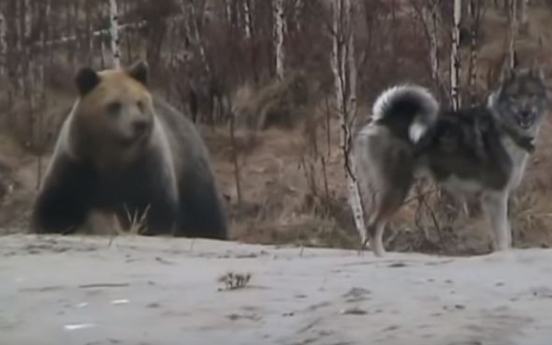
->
31, 61, 228, 239
69, 69, 154, 170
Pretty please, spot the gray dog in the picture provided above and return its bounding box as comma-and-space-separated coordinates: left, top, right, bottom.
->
354, 64, 548, 256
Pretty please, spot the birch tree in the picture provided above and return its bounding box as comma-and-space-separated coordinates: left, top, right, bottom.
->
23, 0, 33, 100
519, 0, 528, 29
450, 0, 462, 110
418, 0, 441, 92
508, 0, 518, 68
243, 0, 252, 40
181, 0, 211, 76
225, 0, 232, 25
243, 0, 259, 83
13, 0, 24, 91
330, 0, 366, 246
0, 10, 6, 77
109, 0, 121, 69
23, 0, 31, 43
467, 0, 484, 104
294, 0, 303, 31
273, 0, 285, 80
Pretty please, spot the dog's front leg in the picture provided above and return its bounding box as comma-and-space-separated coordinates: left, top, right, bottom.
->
481, 191, 511, 251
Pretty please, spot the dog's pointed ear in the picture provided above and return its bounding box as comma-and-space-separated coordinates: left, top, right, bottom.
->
75, 67, 100, 96
499, 59, 516, 83
529, 61, 545, 81
127, 60, 149, 86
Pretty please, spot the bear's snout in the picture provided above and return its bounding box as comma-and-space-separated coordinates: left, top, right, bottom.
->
132, 119, 150, 137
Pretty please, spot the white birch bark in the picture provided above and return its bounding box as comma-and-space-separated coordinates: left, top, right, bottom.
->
15, 1, 21, 53
520, 0, 528, 27
182, 0, 211, 76
273, 0, 285, 80
44, 0, 51, 39
243, 0, 252, 40
14, 0, 24, 91
331, 0, 366, 244
34, 20, 149, 49
24, 0, 31, 40
294, 0, 303, 31
0, 11, 6, 77
332, 0, 343, 111
423, 1, 440, 87
24, 0, 33, 83
18, 11, 183, 52
22, 0, 36, 149
450, 0, 462, 110
85, 0, 94, 59
344, 0, 365, 243
109, 0, 121, 69
508, 0, 518, 68
467, 0, 480, 105
345, 1, 356, 129
20, 0, 33, 102
225, 0, 232, 25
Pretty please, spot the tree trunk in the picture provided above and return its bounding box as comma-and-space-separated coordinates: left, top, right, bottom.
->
294, 0, 303, 31
520, 0, 528, 28
182, 0, 211, 76
450, 0, 462, 110
23, 0, 31, 40
84, 0, 94, 65
14, 0, 24, 92
243, 0, 252, 40
467, 0, 483, 105
273, 0, 285, 80
109, 0, 121, 69
0, 11, 6, 77
331, 0, 366, 245
422, 1, 440, 93
225, 0, 232, 25
508, 0, 518, 68
245, 0, 259, 84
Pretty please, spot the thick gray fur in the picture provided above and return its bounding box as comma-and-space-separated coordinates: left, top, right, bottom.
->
354, 64, 548, 256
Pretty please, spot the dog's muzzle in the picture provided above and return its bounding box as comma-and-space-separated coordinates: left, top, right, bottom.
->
517, 111, 535, 129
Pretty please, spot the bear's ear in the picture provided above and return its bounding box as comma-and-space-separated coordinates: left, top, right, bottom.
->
75, 68, 100, 96
127, 60, 149, 86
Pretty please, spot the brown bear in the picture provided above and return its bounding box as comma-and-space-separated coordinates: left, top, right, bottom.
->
31, 61, 227, 240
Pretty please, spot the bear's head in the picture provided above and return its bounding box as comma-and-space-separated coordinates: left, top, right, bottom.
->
68, 61, 156, 170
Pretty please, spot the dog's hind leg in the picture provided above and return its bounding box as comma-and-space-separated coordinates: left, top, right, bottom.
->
354, 130, 415, 256
481, 191, 511, 251
362, 185, 410, 257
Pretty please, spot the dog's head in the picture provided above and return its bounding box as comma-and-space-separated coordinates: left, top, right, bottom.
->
490, 63, 549, 136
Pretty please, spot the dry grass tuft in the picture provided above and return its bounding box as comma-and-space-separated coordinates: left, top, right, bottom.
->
217, 272, 252, 291
108, 205, 151, 246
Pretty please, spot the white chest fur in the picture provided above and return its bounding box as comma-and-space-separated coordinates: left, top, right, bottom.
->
501, 135, 530, 191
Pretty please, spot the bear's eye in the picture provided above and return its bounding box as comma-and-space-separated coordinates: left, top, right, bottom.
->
107, 101, 122, 116
137, 100, 145, 112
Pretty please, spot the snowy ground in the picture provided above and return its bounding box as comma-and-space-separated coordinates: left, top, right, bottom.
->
2, 234, 552, 345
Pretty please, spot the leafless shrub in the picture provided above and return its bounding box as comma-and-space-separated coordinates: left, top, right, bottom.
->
232, 70, 311, 131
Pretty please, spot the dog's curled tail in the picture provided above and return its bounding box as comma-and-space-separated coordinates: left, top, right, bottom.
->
372, 85, 439, 143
